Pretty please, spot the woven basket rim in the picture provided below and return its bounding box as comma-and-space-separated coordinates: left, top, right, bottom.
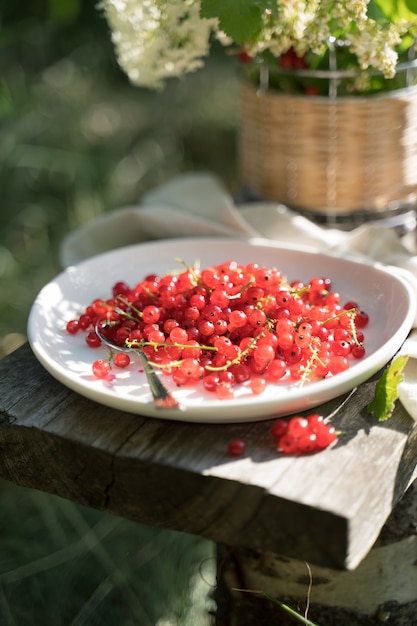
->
241, 79, 417, 103
256, 57, 417, 80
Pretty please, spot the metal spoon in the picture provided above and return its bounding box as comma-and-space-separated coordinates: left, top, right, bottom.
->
95, 322, 180, 410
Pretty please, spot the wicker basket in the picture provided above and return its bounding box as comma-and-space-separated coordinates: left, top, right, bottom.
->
238, 81, 417, 219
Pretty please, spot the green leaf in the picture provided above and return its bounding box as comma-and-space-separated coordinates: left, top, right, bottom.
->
372, 0, 417, 20
200, 0, 274, 44
264, 594, 319, 625
367, 355, 409, 421
404, 0, 417, 15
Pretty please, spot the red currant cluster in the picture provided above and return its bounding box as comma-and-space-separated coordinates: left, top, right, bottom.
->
279, 46, 308, 70
227, 413, 337, 458
91, 353, 130, 379
66, 260, 368, 399
271, 414, 337, 454
238, 46, 308, 71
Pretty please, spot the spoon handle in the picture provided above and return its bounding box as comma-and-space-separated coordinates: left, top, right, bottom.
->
137, 351, 180, 409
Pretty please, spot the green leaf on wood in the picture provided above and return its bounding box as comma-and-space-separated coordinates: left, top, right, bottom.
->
367, 354, 409, 421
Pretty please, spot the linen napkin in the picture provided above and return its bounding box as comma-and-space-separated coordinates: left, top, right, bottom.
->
60, 172, 417, 420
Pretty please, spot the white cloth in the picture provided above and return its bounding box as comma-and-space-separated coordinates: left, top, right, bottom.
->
60, 172, 417, 420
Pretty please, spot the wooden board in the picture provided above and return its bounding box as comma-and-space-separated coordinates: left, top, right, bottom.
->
1, 343, 416, 570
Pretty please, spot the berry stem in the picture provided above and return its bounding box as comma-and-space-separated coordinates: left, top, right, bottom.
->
325, 386, 358, 422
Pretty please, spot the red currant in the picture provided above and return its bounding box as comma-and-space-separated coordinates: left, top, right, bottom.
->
86, 331, 102, 348
279, 434, 299, 454
288, 416, 309, 437
355, 310, 369, 328
351, 344, 366, 359
227, 438, 246, 457
66, 320, 79, 334
271, 419, 289, 439
113, 353, 130, 368
315, 424, 337, 449
92, 359, 111, 379
250, 375, 267, 395
297, 433, 318, 453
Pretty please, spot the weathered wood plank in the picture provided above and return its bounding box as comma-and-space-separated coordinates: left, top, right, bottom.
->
1, 343, 416, 570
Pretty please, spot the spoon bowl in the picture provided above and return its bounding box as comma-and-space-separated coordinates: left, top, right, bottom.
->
95, 322, 180, 410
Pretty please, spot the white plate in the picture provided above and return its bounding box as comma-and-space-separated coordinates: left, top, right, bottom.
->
28, 237, 416, 423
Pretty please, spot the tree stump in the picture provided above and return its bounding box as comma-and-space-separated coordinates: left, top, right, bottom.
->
215, 481, 417, 625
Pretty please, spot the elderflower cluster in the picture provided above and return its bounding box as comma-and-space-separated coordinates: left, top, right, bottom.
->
99, 0, 417, 91
99, 0, 217, 90
246, 0, 406, 78
348, 21, 406, 78
246, 0, 320, 59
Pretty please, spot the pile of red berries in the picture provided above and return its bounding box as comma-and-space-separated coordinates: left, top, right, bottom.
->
66, 259, 369, 399
271, 414, 337, 454
227, 413, 337, 457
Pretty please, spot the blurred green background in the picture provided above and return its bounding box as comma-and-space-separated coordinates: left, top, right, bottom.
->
0, 1, 239, 623
0, 0, 238, 358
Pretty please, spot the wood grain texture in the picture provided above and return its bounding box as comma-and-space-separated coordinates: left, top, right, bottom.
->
1, 343, 416, 570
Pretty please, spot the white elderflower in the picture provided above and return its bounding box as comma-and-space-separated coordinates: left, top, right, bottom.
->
345, 0, 369, 23
98, 0, 417, 93
248, 0, 318, 59
347, 22, 401, 78
99, 0, 217, 89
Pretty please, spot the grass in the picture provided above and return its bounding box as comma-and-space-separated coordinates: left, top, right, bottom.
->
0, 3, 238, 623
0, 480, 216, 626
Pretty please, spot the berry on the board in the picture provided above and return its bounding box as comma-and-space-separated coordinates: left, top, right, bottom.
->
271, 413, 337, 455
228, 438, 246, 457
